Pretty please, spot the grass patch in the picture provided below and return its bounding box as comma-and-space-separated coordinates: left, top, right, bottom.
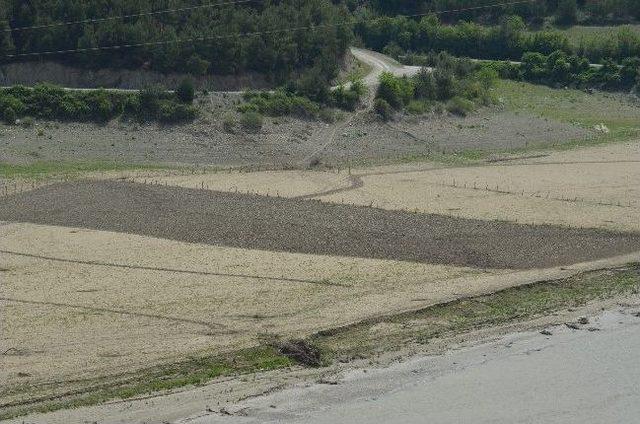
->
312, 264, 640, 360
3, 265, 639, 419
497, 79, 640, 140
551, 25, 640, 47
0, 161, 167, 180
1, 346, 294, 420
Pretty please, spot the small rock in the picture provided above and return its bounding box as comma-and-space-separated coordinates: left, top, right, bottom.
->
540, 329, 553, 336
587, 327, 601, 332
565, 323, 581, 330
578, 317, 589, 325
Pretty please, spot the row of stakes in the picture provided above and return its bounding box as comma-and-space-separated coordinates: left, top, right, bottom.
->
1, 175, 636, 210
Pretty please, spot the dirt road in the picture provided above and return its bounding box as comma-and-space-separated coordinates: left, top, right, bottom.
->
189, 306, 640, 424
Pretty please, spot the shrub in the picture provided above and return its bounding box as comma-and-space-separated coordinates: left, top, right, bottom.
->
138, 85, 164, 116
406, 100, 430, 115
240, 111, 263, 133
176, 79, 195, 104
186, 54, 210, 76
446, 96, 475, 116
377, 72, 413, 109
318, 108, 337, 123
222, 113, 236, 133
20, 117, 34, 128
2, 106, 16, 124
374, 98, 394, 121
158, 101, 197, 123
414, 68, 437, 100
555, 0, 578, 25
433, 68, 456, 100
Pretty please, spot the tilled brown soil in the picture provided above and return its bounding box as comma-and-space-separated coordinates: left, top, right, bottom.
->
1, 180, 639, 269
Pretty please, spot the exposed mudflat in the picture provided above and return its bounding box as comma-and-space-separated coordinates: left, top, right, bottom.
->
1, 180, 639, 269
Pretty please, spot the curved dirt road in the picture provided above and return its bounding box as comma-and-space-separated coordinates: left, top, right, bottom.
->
349, 47, 423, 88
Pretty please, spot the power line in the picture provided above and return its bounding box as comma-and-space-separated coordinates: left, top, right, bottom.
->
3, 0, 538, 59
4, 0, 258, 33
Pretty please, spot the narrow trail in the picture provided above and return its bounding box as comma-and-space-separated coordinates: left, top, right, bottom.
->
300, 48, 422, 167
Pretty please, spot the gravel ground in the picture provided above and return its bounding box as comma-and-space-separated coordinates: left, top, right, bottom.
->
0, 101, 589, 169
1, 180, 639, 270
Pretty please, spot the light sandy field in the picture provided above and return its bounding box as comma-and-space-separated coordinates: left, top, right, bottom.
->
155, 141, 640, 232
1, 222, 514, 403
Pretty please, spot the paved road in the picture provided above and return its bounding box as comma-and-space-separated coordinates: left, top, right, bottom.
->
193, 308, 640, 424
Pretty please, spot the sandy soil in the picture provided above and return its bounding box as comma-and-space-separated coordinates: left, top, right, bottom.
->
153, 140, 640, 232
0, 222, 498, 404
6, 293, 638, 424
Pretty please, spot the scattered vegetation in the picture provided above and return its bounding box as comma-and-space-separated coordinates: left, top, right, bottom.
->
6, 263, 637, 419
238, 79, 365, 122
313, 264, 640, 361
0, 83, 197, 124
375, 53, 496, 119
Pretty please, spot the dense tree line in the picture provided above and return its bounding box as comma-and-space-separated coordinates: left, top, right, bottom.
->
357, 14, 640, 64
0, 0, 351, 84
480, 50, 640, 91
346, 0, 640, 25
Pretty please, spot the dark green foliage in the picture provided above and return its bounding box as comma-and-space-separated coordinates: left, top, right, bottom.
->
361, 0, 640, 26
332, 80, 365, 111
446, 96, 475, 116
240, 91, 320, 119
357, 13, 639, 65
176, 79, 195, 104
555, 0, 578, 25
374, 98, 393, 121
240, 111, 264, 133
2, 0, 351, 84
377, 72, 414, 109
374, 55, 497, 118
0, 84, 196, 124
516, 50, 637, 90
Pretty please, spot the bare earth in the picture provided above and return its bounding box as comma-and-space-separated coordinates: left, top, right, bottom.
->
155, 140, 640, 233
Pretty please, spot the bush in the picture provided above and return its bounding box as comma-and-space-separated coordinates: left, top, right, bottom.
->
446, 97, 475, 116
158, 101, 197, 123
240, 111, 263, 133
0, 84, 196, 124
555, 0, 578, 25
138, 86, 164, 116
374, 98, 394, 121
433, 69, 456, 100
186, 54, 210, 76
377, 72, 413, 109
222, 113, 236, 133
2, 106, 16, 124
176, 79, 195, 104
318, 108, 337, 123
406, 100, 430, 115
331, 85, 361, 111
414, 68, 437, 100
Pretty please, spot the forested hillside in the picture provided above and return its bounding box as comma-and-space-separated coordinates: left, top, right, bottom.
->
349, 0, 640, 24
0, 0, 351, 84
0, 0, 639, 81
